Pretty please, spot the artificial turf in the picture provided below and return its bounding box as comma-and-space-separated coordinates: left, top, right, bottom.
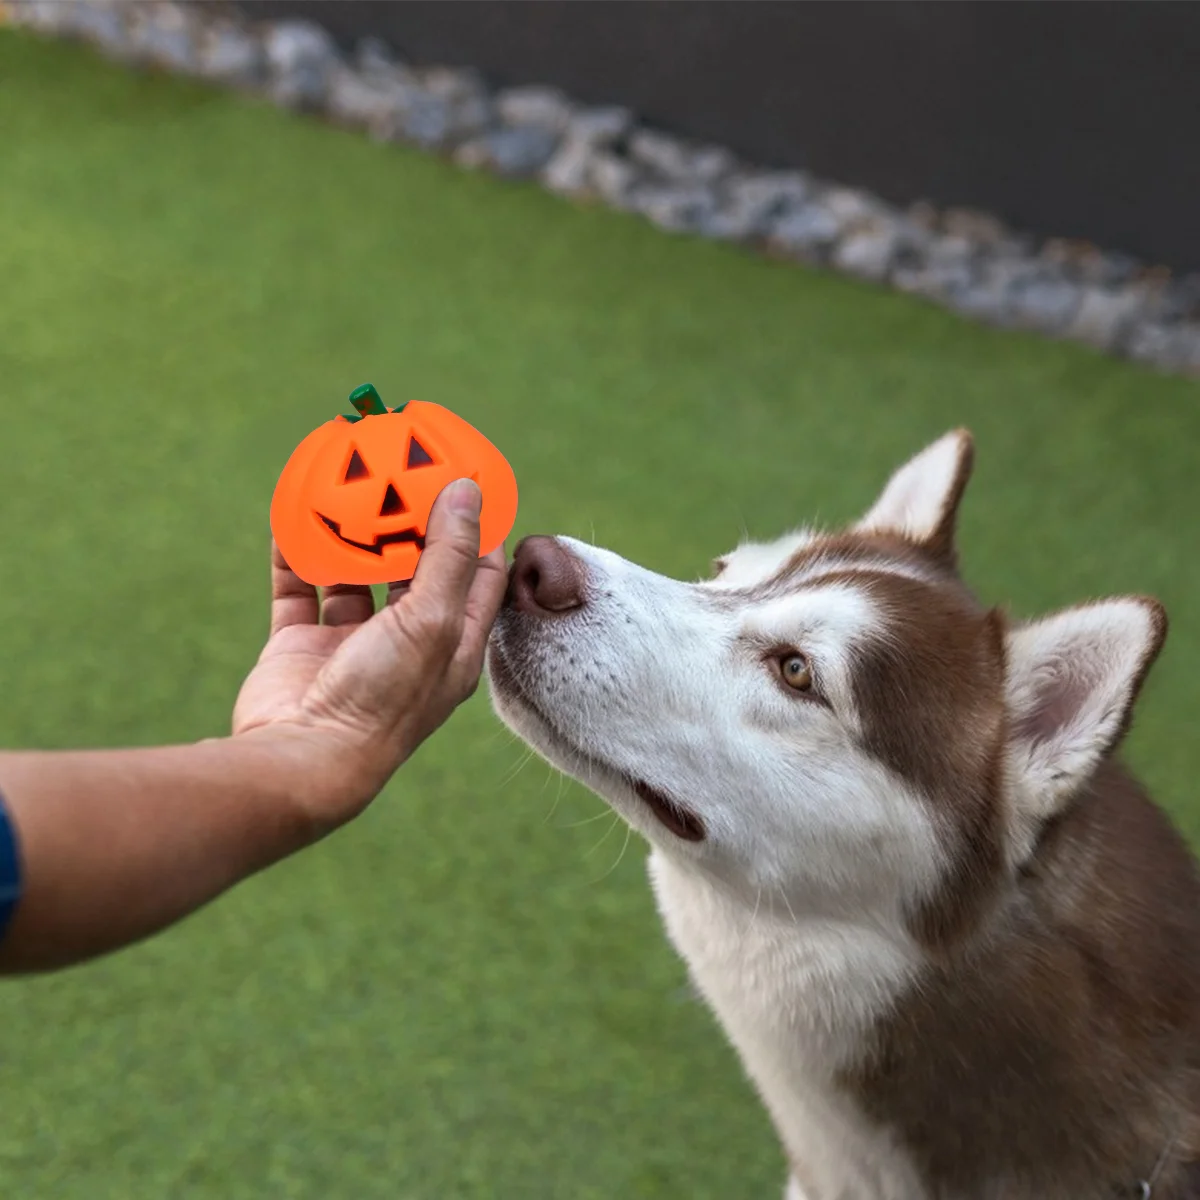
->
2, 28, 1199, 1199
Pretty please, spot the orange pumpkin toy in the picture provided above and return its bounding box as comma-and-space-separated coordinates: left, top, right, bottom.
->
271, 384, 518, 586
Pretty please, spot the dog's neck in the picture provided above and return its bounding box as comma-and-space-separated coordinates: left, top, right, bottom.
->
648, 848, 933, 1199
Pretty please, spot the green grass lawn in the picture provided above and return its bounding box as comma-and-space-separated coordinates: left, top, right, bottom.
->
1, 29, 1199, 1199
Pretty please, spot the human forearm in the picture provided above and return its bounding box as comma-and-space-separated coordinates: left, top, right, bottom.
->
0, 481, 504, 977
0, 731, 332, 974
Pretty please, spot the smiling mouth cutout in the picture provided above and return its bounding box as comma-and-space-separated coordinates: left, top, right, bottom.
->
317, 513, 427, 556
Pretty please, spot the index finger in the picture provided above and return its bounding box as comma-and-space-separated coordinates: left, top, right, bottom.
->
270, 539, 319, 634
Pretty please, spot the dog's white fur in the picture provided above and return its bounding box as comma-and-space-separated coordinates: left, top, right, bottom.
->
488, 432, 1166, 1198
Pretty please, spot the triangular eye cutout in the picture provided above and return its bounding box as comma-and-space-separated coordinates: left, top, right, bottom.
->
406, 436, 435, 468
343, 448, 371, 482
379, 483, 406, 517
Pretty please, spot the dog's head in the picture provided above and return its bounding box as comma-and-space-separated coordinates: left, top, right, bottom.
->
487, 431, 1166, 946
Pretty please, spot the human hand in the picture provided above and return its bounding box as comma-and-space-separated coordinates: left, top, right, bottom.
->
232, 478, 508, 833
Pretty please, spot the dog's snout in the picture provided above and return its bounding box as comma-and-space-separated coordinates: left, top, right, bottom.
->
508, 536, 586, 616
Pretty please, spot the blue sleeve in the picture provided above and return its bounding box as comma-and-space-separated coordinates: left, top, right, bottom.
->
0, 790, 21, 944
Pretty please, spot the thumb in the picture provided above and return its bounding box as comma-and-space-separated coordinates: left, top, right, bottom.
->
405, 478, 485, 626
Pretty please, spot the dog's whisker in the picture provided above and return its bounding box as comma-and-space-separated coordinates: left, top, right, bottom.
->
581, 812, 622, 860
586, 820, 633, 886
497, 746, 538, 789
557, 805, 617, 830
542, 774, 567, 824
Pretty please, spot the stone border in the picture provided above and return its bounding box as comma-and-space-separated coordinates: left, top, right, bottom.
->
7, 0, 1199, 379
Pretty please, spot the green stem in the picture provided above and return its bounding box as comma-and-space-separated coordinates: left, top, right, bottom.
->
348, 383, 388, 417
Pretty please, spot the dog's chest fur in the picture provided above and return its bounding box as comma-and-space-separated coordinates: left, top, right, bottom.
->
650, 850, 931, 1199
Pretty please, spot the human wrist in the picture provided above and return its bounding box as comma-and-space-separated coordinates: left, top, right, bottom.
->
222, 722, 389, 841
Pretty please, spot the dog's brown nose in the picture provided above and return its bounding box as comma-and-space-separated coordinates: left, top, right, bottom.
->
508, 536, 586, 616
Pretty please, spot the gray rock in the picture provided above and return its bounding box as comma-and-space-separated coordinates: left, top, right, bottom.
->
540, 109, 634, 195
1039, 237, 1099, 279
702, 171, 812, 241
399, 93, 455, 149
1060, 287, 1143, 351
1124, 277, 1175, 324
890, 216, 937, 256
632, 183, 718, 234
976, 253, 1047, 295
906, 200, 940, 234
1125, 321, 1200, 373
687, 144, 737, 184
993, 233, 1038, 261
198, 21, 264, 88
823, 186, 883, 229
540, 135, 596, 196
451, 89, 493, 141
833, 226, 900, 282
55, 0, 130, 55
589, 152, 639, 208
354, 42, 419, 100
948, 284, 1012, 325
264, 19, 339, 110
355, 35, 394, 77
943, 207, 1008, 245
628, 129, 690, 178
767, 203, 843, 259
1155, 273, 1200, 323
1009, 279, 1083, 332
458, 124, 560, 177
327, 65, 408, 139
495, 85, 574, 133
727, 171, 811, 215
1127, 321, 1181, 366
1097, 251, 1141, 287
421, 65, 486, 103
393, 67, 491, 145
893, 259, 976, 301
629, 129, 734, 183
1180, 325, 1200, 374
566, 105, 633, 145
11, 0, 78, 35
129, 5, 197, 73
699, 210, 762, 242
926, 233, 978, 266
5, 1, 54, 32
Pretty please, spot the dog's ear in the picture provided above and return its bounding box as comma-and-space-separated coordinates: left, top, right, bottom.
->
856, 429, 974, 564
1003, 597, 1167, 824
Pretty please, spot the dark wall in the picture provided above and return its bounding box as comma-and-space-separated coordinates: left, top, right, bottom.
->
240, 0, 1200, 272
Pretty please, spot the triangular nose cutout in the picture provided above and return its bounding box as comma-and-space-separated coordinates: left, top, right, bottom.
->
379, 483, 406, 517
406, 437, 434, 468
343, 449, 370, 481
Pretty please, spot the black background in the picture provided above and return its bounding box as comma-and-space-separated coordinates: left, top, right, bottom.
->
238, 0, 1200, 272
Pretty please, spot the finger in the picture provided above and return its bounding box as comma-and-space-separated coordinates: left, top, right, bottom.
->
270, 539, 319, 635
320, 582, 376, 627
452, 546, 509, 676
405, 479, 484, 630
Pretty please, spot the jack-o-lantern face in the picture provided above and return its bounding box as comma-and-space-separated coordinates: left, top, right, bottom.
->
271, 387, 518, 586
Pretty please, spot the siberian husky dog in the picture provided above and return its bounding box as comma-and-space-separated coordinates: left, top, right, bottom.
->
486, 430, 1200, 1199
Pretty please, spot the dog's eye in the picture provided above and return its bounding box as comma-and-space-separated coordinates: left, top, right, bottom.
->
780, 653, 813, 692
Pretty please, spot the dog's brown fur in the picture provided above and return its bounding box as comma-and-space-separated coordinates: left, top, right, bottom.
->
793, 442, 1200, 1198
